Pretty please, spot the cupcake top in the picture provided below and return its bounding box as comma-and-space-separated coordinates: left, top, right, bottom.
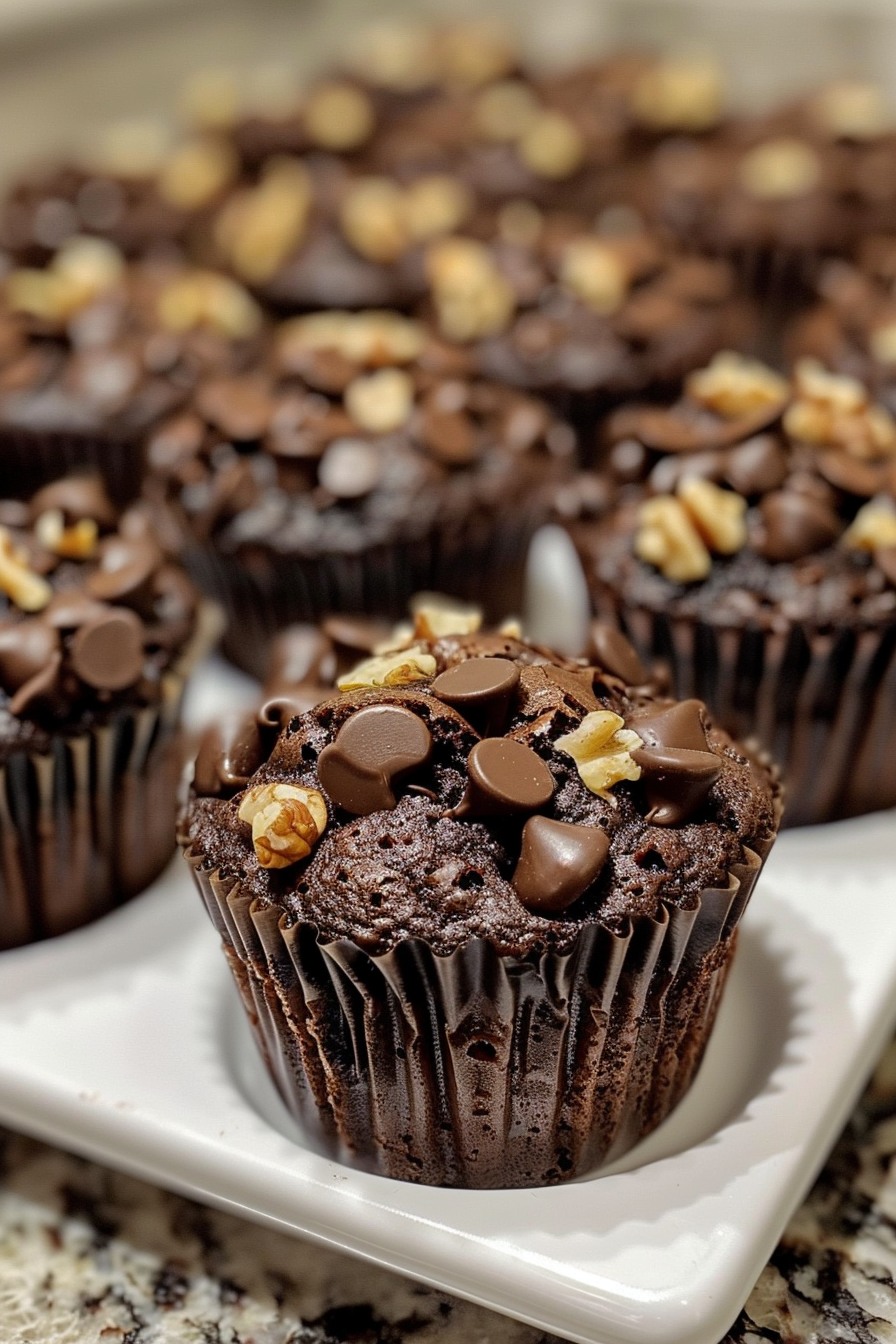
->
578, 351, 896, 629
145, 308, 574, 556
419, 219, 749, 399
0, 240, 263, 441
184, 598, 778, 955
0, 473, 199, 753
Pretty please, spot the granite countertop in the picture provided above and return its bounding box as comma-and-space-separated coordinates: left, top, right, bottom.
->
3, 1041, 896, 1344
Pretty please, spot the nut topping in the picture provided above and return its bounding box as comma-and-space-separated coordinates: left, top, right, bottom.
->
631, 57, 724, 132
344, 367, 414, 434
556, 710, 643, 802
157, 270, 262, 340
278, 310, 424, 368
783, 359, 896, 459
238, 782, 328, 869
426, 238, 515, 342
214, 159, 312, 283
33, 509, 98, 560
336, 647, 437, 691
7, 236, 125, 323
686, 352, 790, 419
677, 477, 748, 554
0, 528, 52, 613
157, 136, 238, 210
560, 237, 629, 315
843, 497, 896, 551
340, 177, 408, 263
635, 496, 710, 583
411, 594, 483, 640
737, 137, 822, 200
303, 82, 375, 150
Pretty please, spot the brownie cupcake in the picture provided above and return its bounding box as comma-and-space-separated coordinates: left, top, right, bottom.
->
571, 350, 896, 826
0, 473, 211, 951
181, 599, 780, 1187
418, 217, 752, 442
0, 241, 264, 500
145, 309, 574, 676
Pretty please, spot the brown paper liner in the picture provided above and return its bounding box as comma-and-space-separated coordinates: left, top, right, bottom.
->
589, 594, 896, 827
0, 427, 145, 506
185, 508, 542, 679
0, 603, 220, 952
183, 829, 771, 1188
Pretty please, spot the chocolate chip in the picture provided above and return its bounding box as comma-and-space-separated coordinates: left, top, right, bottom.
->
28, 475, 117, 529
9, 650, 62, 718
754, 490, 842, 562
196, 376, 273, 441
631, 745, 722, 825
589, 623, 647, 686
258, 682, 331, 725
513, 815, 609, 914
193, 713, 266, 797
421, 402, 478, 466
648, 449, 723, 495
147, 413, 206, 472
0, 618, 59, 692
267, 625, 337, 689
453, 737, 554, 818
544, 665, 599, 711
318, 703, 433, 815
723, 435, 789, 496
816, 450, 887, 499
44, 590, 109, 629
627, 699, 711, 754
86, 535, 162, 605
318, 437, 382, 498
320, 615, 392, 661
431, 657, 520, 734
69, 608, 144, 691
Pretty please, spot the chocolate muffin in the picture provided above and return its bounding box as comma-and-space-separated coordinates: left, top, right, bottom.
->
145, 309, 574, 676
571, 351, 896, 826
0, 473, 211, 950
0, 241, 264, 501
181, 598, 780, 1188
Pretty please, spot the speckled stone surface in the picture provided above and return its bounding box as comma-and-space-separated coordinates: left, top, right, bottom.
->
4, 1038, 896, 1344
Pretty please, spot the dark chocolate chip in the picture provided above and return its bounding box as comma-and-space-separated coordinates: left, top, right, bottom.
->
28, 475, 117, 529
649, 449, 723, 495
627, 699, 711, 754
69, 608, 144, 691
544, 665, 599, 711
452, 737, 554, 818
8, 650, 62, 718
754, 490, 842, 562
816, 450, 887, 499
258, 682, 331, 725
513, 815, 609, 914
631, 744, 721, 825
44, 590, 109, 630
193, 713, 267, 797
318, 437, 382, 498
86, 536, 163, 605
431, 657, 520, 734
723, 435, 789, 496
588, 623, 647, 686
320, 615, 392, 660
196, 376, 273, 441
318, 703, 433, 815
0, 618, 59, 693
421, 405, 478, 466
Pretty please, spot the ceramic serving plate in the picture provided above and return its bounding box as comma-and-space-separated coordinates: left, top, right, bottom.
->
0, 533, 895, 1344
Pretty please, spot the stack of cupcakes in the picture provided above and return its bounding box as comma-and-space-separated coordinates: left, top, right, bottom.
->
7, 18, 896, 1191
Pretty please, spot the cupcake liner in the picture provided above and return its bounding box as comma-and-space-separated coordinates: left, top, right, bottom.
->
185, 508, 542, 679
184, 834, 770, 1188
0, 427, 146, 505
0, 602, 219, 952
591, 596, 896, 827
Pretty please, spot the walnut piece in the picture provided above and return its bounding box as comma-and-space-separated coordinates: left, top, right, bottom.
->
337, 647, 437, 691
677, 477, 748, 554
631, 57, 724, 132
7, 236, 125, 323
238, 782, 328, 869
560, 238, 629, 315
403, 175, 472, 242
33, 509, 98, 560
426, 238, 515, 342
157, 137, 238, 209
737, 138, 822, 200
869, 322, 896, 365
0, 528, 52, 613
556, 710, 643, 802
686, 351, 789, 419
214, 158, 312, 283
473, 79, 539, 141
157, 270, 262, 340
635, 495, 712, 583
279, 310, 424, 368
517, 110, 585, 179
304, 82, 375, 150
843, 497, 896, 550
411, 594, 483, 639
344, 367, 415, 433
784, 358, 896, 459
340, 177, 409, 263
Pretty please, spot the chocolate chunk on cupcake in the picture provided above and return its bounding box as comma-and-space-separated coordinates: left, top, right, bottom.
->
571, 350, 896, 825
146, 309, 574, 675
181, 596, 779, 1187
0, 473, 211, 950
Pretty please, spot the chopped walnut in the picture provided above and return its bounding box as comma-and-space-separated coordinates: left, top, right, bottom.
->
238, 782, 328, 869
403, 175, 473, 242
33, 509, 98, 560
517, 110, 585, 179
686, 351, 790, 419
498, 616, 523, 638
340, 177, 409, 263
426, 238, 515, 342
157, 137, 238, 210
843, 497, 896, 551
304, 82, 375, 150
157, 270, 262, 340
677, 477, 748, 554
337, 647, 437, 691
556, 710, 643, 801
635, 495, 712, 583
7, 236, 125, 322
811, 80, 890, 140
737, 138, 822, 200
560, 238, 629, 315
631, 57, 724, 132
784, 359, 896, 459
0, 528, 52, 613
344, 367, 415, 434
214, 158, 312, 283
473, 80, 539, 141
869, 322, 896, 365
411, 594, 483, 639
279, 309, 425, 367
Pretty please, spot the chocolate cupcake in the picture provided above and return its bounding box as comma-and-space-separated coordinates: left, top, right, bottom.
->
571, 351, 896, 826
145, 309, 574, 677
0, 241, 264, 501
0, 474, 211, 951
181, 599, 779, 1187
